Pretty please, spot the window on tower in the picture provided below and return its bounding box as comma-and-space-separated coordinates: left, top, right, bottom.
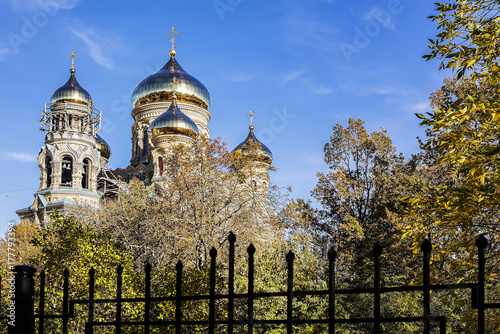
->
82, 158, 90, 189
134, 133, 139, 158
45, 156, 52, 188
158, 157, 164, 176
61, 156, 73, 187
53, 116, 60, 131
143, 130, 148, 156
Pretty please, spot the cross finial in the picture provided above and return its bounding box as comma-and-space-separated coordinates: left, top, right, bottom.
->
248, 110, 256, 127
69, 50, 78, 69
166, 26, 181, 56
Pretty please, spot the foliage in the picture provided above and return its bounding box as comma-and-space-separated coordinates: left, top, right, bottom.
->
403, 1, 500, 330
424, 0, 500, 80
30, 212, 141, 333
304, 118, 421, 284
284, 118, 425, 332
96, 136, 284, 269
404, 0, 500, 278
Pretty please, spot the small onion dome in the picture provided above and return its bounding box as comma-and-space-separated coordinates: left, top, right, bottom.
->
95, 134, 111, 160
131, 55, 211, 110
232, 126, 273, 164
148, 97, 199, 138
50, 68, 92, 106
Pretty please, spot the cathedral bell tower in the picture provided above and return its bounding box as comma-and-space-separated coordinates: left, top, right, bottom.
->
16, 51, 111, 225
232, 110, 273, 196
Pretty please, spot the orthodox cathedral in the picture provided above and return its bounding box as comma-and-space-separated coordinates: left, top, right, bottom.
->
16, 27, 273, 225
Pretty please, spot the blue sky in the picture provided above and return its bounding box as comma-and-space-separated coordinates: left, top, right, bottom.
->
0, 0, 450, 230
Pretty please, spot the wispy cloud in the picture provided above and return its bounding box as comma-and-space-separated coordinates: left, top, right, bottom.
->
409, 101, 430, 113
363, 6, 395, 30
0, 48, 14, 62
313, 87, 334, 95
281, 70, 306, 84
301, 151, 325, 166
6, 151, 37, 163
284, 11, 339, 53
69, 24, 117, 69
222, 72, 257, 82
339, 80, 414, 97
8, 0, 79, 11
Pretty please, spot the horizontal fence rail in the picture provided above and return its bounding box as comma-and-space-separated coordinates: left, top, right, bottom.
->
2, 233, 499, 333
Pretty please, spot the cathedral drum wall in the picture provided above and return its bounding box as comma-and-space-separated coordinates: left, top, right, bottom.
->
132, 102, 210, 136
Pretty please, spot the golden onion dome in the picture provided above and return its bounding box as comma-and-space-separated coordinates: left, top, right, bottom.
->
50, 68, 92, 106
95, 134, 111, 160
148, 97, 199, 138
132, 55, 211, 110
232, 126, 273, 164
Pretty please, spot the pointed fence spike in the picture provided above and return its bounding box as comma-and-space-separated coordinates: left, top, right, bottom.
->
372, 243, 383, 257
476, 234, 488, 250
145, 262, 152, 273
117, 264, 123, 274
421, 238, 432, 253
286, 250, 295, 262
210, 246, 218, 258
247, 243, 255, 254
64, 268, 69, 277
176, 260, 183, 270
327, 247, 337, 261
228, 231, 236, 243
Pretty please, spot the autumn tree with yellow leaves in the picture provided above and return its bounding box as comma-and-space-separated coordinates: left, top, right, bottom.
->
94, 136, 284, 270
402, 1, 500, 331
404, 0, 500, 279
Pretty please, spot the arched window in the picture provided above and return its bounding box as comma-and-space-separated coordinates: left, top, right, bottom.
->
53, 116, 60, 131
45, 156, 52, 188
134, 133, 140, 158
61, 156, 73, 187
158, 157, 164, 176
82, 158, 90, 189
143, 130, 148, 156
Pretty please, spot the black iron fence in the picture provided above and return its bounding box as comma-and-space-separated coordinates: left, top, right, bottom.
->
2, 233, 499, 333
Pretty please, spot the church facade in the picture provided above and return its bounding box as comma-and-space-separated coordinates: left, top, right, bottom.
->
16, 29, 273, 225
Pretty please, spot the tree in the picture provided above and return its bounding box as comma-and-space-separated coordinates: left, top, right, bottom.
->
287, 118, 424, 332
94, 136, 284, 269
309, 118, 420, 281
402, 1, 500, 330
404, 0, 500, 279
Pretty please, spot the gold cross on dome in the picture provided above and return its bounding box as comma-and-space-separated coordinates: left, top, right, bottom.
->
166, 26, 181, 52
69, 50, 78, 69
248, 110, 256, 126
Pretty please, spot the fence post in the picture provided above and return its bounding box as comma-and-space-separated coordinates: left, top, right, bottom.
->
328, 247, 337, 334
85, 267, 95, 334
144, 263, 152, 334
116, 265, 123, 334
175, 260, 183, 334
247, 244, 255, 334
421, 239, 432, 334
8, 265, 36, 334
286, 251, 295, 334
209, 247, 217, 334
228, 232, 236, 334
373, 243, 382, 334
476, 235, 487, 334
